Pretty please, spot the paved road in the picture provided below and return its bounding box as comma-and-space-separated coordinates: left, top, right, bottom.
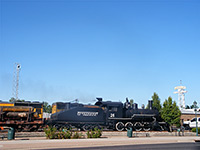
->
1, 136, 200, 150
40, 143, 200, 150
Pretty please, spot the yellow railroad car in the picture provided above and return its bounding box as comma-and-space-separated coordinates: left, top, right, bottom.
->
0, 101, 44, 131
52, 102, 68, 114
0, 102, 14, 107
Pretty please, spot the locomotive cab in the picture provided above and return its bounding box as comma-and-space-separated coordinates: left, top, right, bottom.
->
95, 99, 123, 118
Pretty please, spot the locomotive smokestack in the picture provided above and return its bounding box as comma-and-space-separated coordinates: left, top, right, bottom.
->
148, 100, 153, 110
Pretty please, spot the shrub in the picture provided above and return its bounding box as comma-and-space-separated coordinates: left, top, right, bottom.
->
44, 126, 57, 139
86, 127, 102, 138
44, 126, 102, 139
72, 131, 83, 139
44, 126, 84, 139
57, 129, 72, 139
191, 128, 200, 134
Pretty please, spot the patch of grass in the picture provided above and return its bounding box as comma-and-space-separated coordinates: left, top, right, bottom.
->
191, 128, 200, 134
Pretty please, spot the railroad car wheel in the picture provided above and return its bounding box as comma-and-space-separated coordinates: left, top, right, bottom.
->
64, 124, 71, 130
116, 122, 124, 131
82, 124, 91, 131
24, 125, 31, 132
53, 124, 62, 130
125, 122, 133, 130
30, 125, 38, 132
16, 128, 22, 132
134, 122, 143, 131
16, 125, 22, 132
92, 125, 101, 130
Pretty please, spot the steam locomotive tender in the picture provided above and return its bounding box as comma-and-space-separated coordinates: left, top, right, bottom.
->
49, 98, 168, 131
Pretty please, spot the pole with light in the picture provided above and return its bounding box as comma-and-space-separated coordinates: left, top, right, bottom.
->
193, 101, 198, 136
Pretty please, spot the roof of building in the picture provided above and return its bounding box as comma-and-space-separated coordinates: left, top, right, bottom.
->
181, 108, 200, 115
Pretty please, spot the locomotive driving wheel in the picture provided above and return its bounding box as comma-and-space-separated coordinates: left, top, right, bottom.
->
143, 122, 151, 131
125, 122, 133, 130
134, 122, 143, 131
115, 122, 124, 131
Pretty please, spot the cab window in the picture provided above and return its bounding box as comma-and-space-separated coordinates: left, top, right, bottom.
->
109, 107, 118, 112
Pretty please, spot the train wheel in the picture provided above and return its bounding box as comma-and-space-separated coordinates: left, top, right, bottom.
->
30, 125, 38, 132
64, 124, 71, 130
16, 125, 22, 132
92, 125, 101, 130
134, 122, 143, 131
143, 122, 151, 131
53, 124, 62, 130
82, 124, 91, 131
125, 122, 133, 130
116, 122, 124, 131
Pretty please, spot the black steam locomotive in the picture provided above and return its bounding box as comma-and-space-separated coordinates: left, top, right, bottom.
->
49, 98, 169, 131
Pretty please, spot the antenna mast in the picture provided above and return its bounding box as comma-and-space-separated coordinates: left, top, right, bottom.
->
174, 81, 187, 109
13, 63, 21, 101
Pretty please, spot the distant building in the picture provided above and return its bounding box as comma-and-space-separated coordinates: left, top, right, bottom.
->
43, 112, 51, 119
181, 109, 200, 124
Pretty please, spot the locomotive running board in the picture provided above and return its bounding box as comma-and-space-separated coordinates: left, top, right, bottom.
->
108, 114, 156, 120
108, 117, 132, 120
132, 114, 156, 118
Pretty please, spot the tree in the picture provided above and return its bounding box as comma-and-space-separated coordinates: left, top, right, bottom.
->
43, 102, 52, 113
146, 93, 162, 112
9, 97, 25, 102
130, 99, 134, 105
185, 104, 199, 109
190, 104, 195, 109
161, 96, 181, 129
9, 97, 16, 102
185, 105, 190, 109
152, 92, 162, 112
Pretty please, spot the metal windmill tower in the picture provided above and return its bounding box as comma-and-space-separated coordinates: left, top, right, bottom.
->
174, 81, 187, 109
13, 63, 21, 101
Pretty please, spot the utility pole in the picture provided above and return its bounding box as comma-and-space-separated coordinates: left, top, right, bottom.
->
193, 101, 198, 136
13, 63, 21, 101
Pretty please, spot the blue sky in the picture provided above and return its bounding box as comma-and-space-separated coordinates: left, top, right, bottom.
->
1, 0, 200, 107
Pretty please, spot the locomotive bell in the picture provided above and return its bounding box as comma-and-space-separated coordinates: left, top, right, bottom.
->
142, 104, 145, 109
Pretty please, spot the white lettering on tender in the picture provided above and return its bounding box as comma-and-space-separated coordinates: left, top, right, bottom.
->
77, 111, 98, 117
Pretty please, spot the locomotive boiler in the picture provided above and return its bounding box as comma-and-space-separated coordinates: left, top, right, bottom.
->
49, 98, 169, 131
